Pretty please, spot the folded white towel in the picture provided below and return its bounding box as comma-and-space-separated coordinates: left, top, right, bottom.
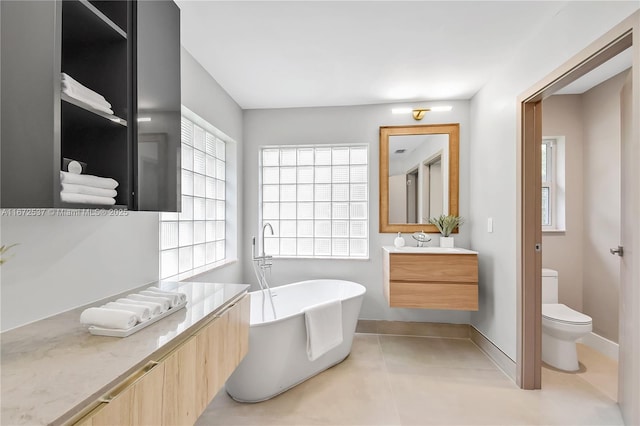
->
61, 73, 112, 108
141, 290, 182, 308
80, 307, 137, 330
302, 299, 343, 361
116, 298, 162, 317
60, 171, 119, 190
62, 88, 114, 115
60, 191, 115, 206
146, 287, 187, 304
103, 302, 151, 322
127, 294, 171, 312
62, 183, 117, 198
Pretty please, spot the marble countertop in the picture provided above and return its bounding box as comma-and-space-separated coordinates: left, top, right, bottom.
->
1, 281, 249, 426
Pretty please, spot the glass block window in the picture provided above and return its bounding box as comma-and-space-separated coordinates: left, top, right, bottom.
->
160, 116, 226, 279
260, 145, 368, 258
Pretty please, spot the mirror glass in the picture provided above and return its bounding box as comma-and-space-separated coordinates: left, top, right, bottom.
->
380, 124, 459, 233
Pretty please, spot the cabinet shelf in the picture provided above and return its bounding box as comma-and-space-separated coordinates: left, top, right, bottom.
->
62, 93, 127, 126
68, 0, 127, 41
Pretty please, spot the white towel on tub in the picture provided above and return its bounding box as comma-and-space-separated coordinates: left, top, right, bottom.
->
303, 299, 343, 361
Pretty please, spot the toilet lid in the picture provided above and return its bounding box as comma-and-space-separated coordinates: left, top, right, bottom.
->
542, 304, 592, 325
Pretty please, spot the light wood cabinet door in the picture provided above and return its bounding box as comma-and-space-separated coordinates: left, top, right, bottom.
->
88, 361, 164, 426
131, 362, 164, 426
195, 294, 250, 415
162, 337, 198, 426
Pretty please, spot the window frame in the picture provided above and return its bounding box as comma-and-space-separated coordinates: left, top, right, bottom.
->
258, 144, 370, 260
542, 137, 557, 231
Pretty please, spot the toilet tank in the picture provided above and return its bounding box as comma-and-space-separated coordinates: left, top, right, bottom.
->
542, 268, 558, 303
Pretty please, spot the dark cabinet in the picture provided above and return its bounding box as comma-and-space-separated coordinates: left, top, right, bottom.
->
134, 0, 181, 212
0, 0, 181, 211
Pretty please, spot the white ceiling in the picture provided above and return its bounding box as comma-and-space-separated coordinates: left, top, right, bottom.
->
176, 1, 626, 110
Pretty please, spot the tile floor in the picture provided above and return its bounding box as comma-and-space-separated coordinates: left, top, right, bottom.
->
196, 334, 622, 426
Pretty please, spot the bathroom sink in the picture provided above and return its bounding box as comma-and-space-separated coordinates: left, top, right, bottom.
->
385, 246, 477, 254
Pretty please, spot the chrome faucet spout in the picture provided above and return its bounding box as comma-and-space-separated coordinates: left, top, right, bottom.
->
261, 222, 274, 257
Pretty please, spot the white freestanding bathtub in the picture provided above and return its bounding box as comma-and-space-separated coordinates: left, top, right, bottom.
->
225, 279, 366, 402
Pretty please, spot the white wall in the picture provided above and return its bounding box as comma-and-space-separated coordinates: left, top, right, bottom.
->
242, 100, 472, 322
469, 2, 639, 360
0, 48, 244, 332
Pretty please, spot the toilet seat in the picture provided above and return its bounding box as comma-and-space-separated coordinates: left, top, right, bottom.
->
543, 303, 592, 325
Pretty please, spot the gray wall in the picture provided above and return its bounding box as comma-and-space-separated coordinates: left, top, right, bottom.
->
242, 101, 472, 323
542, 94, 585, 312
541, 71, 627, 343
582, 71, 627, 342
469, 3, 638, 360
0, 49, 244, 332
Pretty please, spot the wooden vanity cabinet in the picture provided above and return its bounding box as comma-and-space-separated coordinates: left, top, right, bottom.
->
73, 294, 249, 426
383, 251, 478, 310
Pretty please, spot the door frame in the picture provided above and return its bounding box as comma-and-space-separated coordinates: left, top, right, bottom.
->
516, 10, 639, 417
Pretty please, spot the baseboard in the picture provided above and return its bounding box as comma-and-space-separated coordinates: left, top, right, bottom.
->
470, 326, 517, 382
578, 332, 619, 361
356, 320, 470, 339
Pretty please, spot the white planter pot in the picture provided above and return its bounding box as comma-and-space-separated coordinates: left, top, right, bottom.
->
440, 236, 454, 248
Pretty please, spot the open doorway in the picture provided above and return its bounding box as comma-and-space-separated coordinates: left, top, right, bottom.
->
517, 11, 639, 425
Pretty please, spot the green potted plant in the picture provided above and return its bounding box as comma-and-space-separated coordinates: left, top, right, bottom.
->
429, 215, 463, 247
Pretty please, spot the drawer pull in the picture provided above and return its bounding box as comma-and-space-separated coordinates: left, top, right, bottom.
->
100, 360, 159, 402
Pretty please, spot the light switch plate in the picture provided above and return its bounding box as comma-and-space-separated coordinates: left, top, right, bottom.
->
488, 217, 493, 233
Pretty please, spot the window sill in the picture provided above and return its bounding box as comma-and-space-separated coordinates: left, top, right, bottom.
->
543, 229, 566, 234
272, 256, 370, 261
162, 258, 238, 282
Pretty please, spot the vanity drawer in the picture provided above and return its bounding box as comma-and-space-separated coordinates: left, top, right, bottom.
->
389, 281, 478, 310
389, 253, 478, 282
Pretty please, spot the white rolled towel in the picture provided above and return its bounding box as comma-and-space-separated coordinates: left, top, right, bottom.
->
60, 171, 119, 190
62, 183, 117, 198
140, 290, 181, 308
80, 307, 137, 330
127, 294, 171, 312
146, 287, 187, 304
103, 302, 151, 322
116, 298, 162, 317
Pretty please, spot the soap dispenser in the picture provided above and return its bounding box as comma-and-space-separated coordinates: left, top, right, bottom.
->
394, 232, 405, 248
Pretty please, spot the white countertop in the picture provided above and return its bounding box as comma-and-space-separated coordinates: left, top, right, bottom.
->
1, 281, 249, 426
383, 245, 478, 254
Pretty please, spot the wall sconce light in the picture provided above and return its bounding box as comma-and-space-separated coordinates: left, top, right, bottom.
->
392, 106, 453, 120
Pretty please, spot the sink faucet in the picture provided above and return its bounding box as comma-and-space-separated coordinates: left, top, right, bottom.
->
412, 231, 431, 247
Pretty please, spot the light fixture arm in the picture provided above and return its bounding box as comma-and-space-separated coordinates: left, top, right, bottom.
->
412, 108, 431, 120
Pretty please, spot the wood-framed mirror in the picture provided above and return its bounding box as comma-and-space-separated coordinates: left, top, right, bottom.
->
379, 123, 459, 233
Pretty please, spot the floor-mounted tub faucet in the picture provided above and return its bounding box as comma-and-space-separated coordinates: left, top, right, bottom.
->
262, 222, 274, 257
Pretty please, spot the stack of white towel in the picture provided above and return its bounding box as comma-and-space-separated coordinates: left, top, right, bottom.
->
61, 73, 114, 115
80, 287, 187, 330
60, 168, 119, 205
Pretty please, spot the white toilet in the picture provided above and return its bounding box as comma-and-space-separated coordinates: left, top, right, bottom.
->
542, 268, 593, 371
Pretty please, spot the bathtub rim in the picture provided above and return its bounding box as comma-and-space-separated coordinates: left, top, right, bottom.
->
249, 279, 366, 328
